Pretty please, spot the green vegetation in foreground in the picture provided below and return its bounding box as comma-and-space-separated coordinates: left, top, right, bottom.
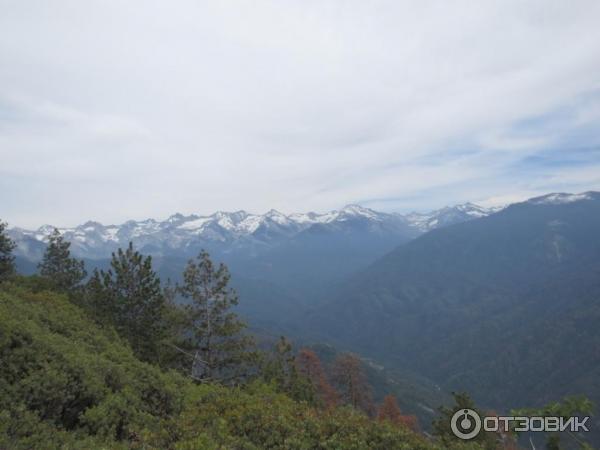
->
1, 223, 594, 449
0, 282, 483, 449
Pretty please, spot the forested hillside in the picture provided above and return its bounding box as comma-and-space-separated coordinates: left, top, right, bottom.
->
307, 193, 600, 437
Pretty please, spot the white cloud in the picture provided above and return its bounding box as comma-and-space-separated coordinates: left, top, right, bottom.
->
1, 0, 600, 227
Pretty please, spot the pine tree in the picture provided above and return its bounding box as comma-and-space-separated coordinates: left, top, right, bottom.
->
261, 336, 296, 389
260, 337, 315, 403
158, 280, 193, 370
38, 228, 87, 292
177, 250, 255, 383
0, 220, 16, 281
85, 242, 166, 362
331, 352, 374, 415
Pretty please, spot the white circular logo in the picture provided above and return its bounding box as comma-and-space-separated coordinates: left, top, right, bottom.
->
451, 408, 482, 440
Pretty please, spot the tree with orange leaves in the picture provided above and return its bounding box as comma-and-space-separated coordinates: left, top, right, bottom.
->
377, 394, 420, 432
331, 352, 374, 415
398, 414, 420, 433
378, 395, 402, 424
296, 348, 339, 409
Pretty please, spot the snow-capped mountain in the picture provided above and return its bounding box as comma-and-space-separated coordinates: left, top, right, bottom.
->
403, 202, 502, 232
526, 191, 596, 205
8, 202, 501, 261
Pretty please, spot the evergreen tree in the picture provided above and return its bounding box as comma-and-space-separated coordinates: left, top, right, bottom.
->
85, 242, 166, 362
260, 336, 296, 389
260, 337, 315, 403
157, 280, 192, 369
38, 228, 87, 292
177, 250, 255, 383
0, 220, 16, 281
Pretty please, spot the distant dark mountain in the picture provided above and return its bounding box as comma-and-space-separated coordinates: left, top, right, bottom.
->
232, 207, 422, 301
306, 192, 600, 421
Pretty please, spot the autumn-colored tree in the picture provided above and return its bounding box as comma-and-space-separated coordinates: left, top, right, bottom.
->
378, 394, 402, 424
399, 414, 420, 433
331, 352, 374, 415
296, 349, 339, 409
377, 395, 420, 432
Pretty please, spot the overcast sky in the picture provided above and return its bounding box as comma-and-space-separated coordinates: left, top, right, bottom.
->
2, 1, 600, 228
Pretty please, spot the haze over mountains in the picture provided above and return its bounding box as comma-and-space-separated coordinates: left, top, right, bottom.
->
7, 191, 600, 443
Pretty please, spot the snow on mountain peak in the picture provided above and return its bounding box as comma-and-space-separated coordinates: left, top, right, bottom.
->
528, 192, 594, 205
38, 224, 57, 234
340, 204, 378, 217
7, 198, 514, 260
404, 202, 499, 232
454, 202, 493, 217
264, 209, 289, 225
166, 213, 191, 225
288, 212, 319, 224
177, 216, 212, 231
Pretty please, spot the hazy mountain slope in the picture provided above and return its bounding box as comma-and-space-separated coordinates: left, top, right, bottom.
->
232, 209, 420, 300
307, 192, 600, 411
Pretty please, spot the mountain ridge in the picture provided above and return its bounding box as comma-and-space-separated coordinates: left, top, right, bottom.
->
9, 202, 501, 260
302, 190, 600, 424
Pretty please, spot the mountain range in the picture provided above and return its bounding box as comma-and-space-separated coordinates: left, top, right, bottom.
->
8, 200, 501, 334
8, 202, 498, 262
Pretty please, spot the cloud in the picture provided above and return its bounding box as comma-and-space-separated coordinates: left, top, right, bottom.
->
1, 0, 600, 227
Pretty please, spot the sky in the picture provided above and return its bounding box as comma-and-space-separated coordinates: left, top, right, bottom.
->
2, 1, 600, 228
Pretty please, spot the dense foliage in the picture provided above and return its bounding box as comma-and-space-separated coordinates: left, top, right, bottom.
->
0, 283, 484, 449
